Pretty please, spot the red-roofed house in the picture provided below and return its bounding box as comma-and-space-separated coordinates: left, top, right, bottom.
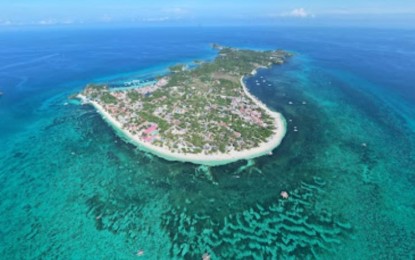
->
144, 124, 158, 135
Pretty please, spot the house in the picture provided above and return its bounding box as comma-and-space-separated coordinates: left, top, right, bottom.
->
144, 124, 158, 135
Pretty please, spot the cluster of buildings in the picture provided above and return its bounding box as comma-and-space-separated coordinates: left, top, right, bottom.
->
230, 96, 265, 127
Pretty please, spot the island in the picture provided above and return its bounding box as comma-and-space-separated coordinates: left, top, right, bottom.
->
77, 46, 292, 166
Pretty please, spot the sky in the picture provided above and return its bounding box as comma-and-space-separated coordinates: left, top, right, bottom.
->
1, 0, 415, 27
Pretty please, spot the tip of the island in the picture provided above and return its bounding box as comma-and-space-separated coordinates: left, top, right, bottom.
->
77, 46, 292, 166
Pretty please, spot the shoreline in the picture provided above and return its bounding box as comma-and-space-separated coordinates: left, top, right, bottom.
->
78, 70, 286, 166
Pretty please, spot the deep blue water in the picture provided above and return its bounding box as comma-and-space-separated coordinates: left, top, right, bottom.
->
1, 26, 414, 258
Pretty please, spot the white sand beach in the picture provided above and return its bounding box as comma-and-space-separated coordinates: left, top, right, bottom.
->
78, 73, 286, 166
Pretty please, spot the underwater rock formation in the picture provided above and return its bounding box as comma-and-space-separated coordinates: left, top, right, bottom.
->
161, 177, 352, 259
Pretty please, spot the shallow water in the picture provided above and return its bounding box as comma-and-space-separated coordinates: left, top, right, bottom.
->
0, 26, 414, 259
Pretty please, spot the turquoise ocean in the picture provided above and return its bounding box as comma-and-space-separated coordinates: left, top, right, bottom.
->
0, 27, 414, 258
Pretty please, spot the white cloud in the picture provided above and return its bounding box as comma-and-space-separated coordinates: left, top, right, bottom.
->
142, 17, 170, 22
281, 8, 314, 18
38, 19, 56, 25
290, 8, 308, 18
33, 18, 81, 26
